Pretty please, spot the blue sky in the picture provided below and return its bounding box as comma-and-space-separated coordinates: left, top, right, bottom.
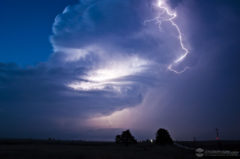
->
0, 0, 240, 141
0, 0, 77, 66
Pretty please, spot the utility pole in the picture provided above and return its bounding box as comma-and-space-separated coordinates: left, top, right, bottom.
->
216, 128, 220, 140
216, 128, 222, 149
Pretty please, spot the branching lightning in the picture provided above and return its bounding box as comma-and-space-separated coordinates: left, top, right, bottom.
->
145, 0, 190, 74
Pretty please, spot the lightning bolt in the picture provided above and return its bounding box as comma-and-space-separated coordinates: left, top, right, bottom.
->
145, 0, 190, 74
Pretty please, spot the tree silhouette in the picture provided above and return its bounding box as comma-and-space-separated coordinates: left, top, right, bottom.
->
155, 128, 173, 145
115, 130, 137, 145
115, 135, 121, 144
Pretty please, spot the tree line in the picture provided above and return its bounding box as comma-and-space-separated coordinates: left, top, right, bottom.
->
115, 128, 173, 146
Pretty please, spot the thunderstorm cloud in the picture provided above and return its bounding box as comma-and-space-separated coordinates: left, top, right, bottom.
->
0, 0, 240, 140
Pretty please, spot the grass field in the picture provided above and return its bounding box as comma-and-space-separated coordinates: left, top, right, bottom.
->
0, 140, 239, 159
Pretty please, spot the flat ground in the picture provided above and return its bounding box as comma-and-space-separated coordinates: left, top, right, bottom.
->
0, 140, 239, 159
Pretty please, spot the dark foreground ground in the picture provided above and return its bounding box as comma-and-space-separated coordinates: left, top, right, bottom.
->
0, 140, 239, 159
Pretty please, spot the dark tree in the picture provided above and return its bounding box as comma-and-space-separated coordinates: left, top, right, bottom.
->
115, 130, 137, 145
155, 128, 173, 145
115, 135, 121, 144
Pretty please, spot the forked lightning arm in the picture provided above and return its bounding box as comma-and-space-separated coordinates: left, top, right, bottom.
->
145, 0, 190, 74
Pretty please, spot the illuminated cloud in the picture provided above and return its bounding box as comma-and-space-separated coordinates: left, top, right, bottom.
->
2, 0, 240, 141
0, 0, 194, 139
49, 0, 192, 130
50, 0, 190, 94
68, 55, 149, 92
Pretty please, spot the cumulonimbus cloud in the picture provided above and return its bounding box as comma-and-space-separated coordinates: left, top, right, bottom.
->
46, 0, 192, 129
50, 0, 190, 94
1, 0, 240, 140
0, 0, 193, 139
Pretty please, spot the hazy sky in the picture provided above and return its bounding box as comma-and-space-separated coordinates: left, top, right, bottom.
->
0, 0, 240, 141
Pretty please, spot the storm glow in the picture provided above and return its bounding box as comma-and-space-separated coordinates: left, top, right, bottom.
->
1, 0, 240, 141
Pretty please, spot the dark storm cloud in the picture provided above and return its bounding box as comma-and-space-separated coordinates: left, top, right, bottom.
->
133, 0, 240, 140
0, 0, 240, 140
0, 63, 142, 112
0, 63, 142, 138
1, 0, 176, 139
50, 0, 182, 65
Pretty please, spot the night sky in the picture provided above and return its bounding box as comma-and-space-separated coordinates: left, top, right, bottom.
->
0, 0, 240, 141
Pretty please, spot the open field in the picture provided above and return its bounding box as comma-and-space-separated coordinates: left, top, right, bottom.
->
0, 140, 239, 159
177, 140, 240, 151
